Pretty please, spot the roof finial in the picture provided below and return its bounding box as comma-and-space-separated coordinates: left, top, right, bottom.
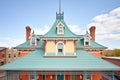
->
59, 0, 61, 13
56, 0, 64, 20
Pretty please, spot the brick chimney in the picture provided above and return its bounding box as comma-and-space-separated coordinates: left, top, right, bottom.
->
89, 26, 96, 41
26, 26, 31, 41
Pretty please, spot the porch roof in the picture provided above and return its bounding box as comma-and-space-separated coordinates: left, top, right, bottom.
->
0, 50, 120, 71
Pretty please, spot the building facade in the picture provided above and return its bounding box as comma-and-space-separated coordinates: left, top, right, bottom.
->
0, 47, 7, 66
0, 3, 120, 80
6, 48, 19, 63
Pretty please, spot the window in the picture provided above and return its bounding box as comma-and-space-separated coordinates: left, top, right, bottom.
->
86, 74, 91, 80
31, 37, 35, 45
58, 26, 63, 34
2, 54, 4, 58
1, 62, 4, 65
56, 42, 65, 55
30, 75, 35, 80
84, 31, 90, 46
57, 43, 63, 53
57, 22, 64, 35
14, 53, 16, 57
85, 42, 89, 46
8, 54, 11, 58
30, 37, 37, 46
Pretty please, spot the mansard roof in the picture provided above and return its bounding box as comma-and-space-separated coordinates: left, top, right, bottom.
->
76, 39, 107, 49
14, 40, 44, 49
0, 49, 119, 71
14, 37, 106, 49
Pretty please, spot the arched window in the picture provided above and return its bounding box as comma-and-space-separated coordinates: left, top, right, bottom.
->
56, 42, 65, 55
58, 43, 63, 53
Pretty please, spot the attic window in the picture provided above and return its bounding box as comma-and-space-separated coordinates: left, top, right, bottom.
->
31, 37, 35, 45
84, 31, 90, 46
30, 37, 37, 46
57, 22, 64, 35
85, 42, 89, 46
58, 26, 62, 33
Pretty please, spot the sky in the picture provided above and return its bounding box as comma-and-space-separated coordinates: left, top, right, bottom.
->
0, 0, 120, 49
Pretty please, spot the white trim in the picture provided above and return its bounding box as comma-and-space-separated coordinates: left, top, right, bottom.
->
74, 53, 76, 56
56, 41, 65, 56
56, 21, 65, 35
45, 53, 47, 56
30, 37, 37, 46
43, 38, 78, 40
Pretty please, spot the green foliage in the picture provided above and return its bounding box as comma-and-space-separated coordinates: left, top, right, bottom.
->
102, 50, 114, 56
102, 49, 120, 57
113, 49, 120, 57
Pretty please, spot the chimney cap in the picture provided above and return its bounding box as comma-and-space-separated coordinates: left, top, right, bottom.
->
26, 26, 31, 29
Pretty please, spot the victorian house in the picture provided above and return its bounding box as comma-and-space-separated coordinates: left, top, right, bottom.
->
0, 1, 120, 80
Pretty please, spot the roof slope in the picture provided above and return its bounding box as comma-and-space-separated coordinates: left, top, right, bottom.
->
0, 47, 6, 51
43, 19, 77, 38
14, 40, 44, 49
0, 49, 119, 71
76, 39, 107, 49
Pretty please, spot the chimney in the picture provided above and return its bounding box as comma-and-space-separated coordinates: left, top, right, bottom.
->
89, 26, 96, 41
26, 26, 31, 41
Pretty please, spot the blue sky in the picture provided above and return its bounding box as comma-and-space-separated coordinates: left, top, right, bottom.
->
0, 0, 120, 49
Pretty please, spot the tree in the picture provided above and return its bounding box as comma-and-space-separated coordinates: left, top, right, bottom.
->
113, 49, 120, 57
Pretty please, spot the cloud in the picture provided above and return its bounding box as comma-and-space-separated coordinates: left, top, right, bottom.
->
33, 24, 85, 35
68, 25, 86, 35
33, 25, 50, 35
0, 37, 24, 47
87, 7, 120, 40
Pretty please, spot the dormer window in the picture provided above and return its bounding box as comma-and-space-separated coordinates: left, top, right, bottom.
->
58, 25, 63, 34
85, 42, 89, 46
84, 31, 90, 46
56, 22, 64, 35
31, 37, 35, 45
30, 31, 37, 46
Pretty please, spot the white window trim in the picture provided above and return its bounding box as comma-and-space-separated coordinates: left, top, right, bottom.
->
56, 41, 65, 56
56, 21, 64, 35
84, 35, 90, 46
30, 37, 37, 46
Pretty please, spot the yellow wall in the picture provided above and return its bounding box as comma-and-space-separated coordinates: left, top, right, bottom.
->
45, 40, 75, 54
46, 41, 56, 53
65, 41, 74, 53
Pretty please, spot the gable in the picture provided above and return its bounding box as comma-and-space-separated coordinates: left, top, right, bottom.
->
43, 20, 77, 38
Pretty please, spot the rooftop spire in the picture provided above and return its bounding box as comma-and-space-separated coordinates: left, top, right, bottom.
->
59, 0, 61, 13
56, 0, 64, 20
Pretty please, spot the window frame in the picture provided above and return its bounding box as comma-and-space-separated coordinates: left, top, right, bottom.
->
56, 42, 65, 55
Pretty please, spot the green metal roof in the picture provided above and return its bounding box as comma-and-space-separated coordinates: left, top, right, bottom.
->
43, 19, 77, 38
76, 39, 107, 49
0, 50, 119, 71
14, 38, 106, 49
14, 40, 44, 49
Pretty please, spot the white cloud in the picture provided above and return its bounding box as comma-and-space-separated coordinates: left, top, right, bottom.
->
0, 37, 24, 48
33, 25, 50, 35
33, 25, 85, 35
68, 25, 86, 35
87, 7, 120, 40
